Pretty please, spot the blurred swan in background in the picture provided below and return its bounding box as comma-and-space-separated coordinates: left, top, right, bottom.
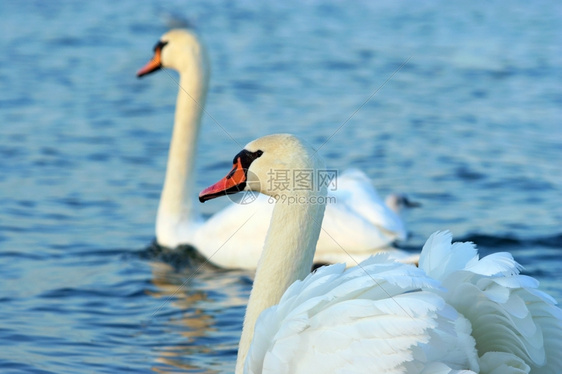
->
137, 29, 418, 269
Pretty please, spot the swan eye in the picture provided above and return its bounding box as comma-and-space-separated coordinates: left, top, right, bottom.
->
232, 149, 264, 170
153, 40, 169, 53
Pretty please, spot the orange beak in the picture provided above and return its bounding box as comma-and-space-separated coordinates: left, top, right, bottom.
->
199, 158, 248, 203
137, 48, 163, 77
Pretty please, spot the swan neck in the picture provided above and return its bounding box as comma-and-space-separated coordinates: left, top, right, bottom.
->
156, 65, 209, 247
236, 189, 327, 373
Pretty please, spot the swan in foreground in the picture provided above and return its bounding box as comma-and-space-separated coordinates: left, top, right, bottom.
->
199, 134, 562, 373
137, 29, 417, 269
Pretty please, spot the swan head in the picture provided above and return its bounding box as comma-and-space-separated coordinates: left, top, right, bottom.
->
137, 29, 208, 77
199, 134, 326, 203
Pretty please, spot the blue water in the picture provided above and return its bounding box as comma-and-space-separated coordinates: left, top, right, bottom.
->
1, 1, 561, 372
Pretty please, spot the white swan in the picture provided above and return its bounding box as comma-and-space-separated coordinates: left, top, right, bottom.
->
199, 133, 562, 373
137, 29, 416, 269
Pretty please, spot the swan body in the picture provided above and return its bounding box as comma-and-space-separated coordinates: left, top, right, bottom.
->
245, 255, 479, 374
138, 29, 415, 269
198, 134, 562, 373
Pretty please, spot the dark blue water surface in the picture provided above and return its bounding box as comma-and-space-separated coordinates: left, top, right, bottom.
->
1, 1, 561, 373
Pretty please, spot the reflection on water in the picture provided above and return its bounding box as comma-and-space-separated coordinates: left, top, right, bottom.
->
151, 261, 218, 373
146, 249, 248, 373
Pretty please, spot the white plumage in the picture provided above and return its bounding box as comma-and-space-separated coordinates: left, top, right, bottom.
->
246, 256, 477, 373
419, 231, 562, 374
246, 231, 562, 374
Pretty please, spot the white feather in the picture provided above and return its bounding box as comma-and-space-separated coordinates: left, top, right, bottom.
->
419, 231, 562, 373
246, 259, 479, 374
